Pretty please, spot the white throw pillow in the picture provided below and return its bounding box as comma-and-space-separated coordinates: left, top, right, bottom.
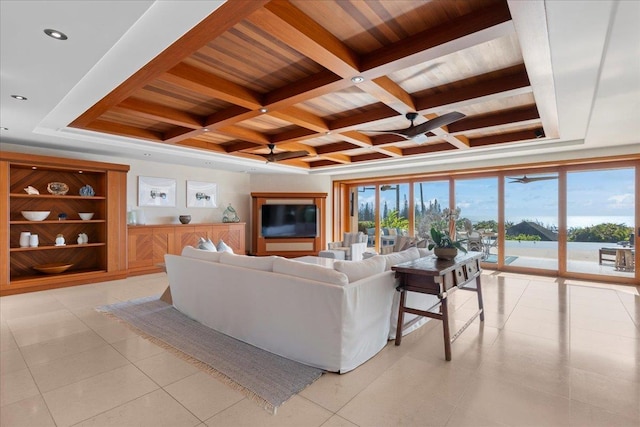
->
181, 246, 223, 262
216, 239, 234, 253
334, 255, 386, 283
382, 247, 420, 270
219, 252, 276, 271
272, 257, 348, 286
197, 237, 217, 251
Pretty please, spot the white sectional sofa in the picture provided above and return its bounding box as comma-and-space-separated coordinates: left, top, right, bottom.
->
164, 246, 437, 373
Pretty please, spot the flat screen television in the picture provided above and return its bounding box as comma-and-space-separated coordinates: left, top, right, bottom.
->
261, 204, 317, 238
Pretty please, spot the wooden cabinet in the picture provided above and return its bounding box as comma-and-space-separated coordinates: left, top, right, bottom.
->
1, 152, 129, 295
127, 223, 246, 276
251, 192, 326, 257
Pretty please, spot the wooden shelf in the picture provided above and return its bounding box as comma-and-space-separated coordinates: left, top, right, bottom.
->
10, 193, 106, 200
10, 243, 106, 252
10, 220, 105, 225
1, 151, 129, 294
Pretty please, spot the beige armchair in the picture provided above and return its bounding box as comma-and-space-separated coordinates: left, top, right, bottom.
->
327, 232, 368, 261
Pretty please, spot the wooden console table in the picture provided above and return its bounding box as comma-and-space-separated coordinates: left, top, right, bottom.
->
391, 252, 484, 361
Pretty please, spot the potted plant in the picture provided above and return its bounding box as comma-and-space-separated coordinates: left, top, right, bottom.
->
428, 227, 467, 260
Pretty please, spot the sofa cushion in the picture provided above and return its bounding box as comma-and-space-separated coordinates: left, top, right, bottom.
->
181, 245, 223, 262
417, 247, 433, 258
216, 239, 234, 253
273, 257, 348, 286
219, 252, 276, 272
197, 237, 217, 251
334, 255, 386, 283
382, 247, 420, 270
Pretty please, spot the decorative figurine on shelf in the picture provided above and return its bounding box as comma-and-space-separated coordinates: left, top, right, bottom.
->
77, 233, 88, 245
58, 213, 67, 221
55, 234, 65, 246
79, 185, 95, 197
222, 204, 240, 223
23, 186, 39, 195
47, 182, 69, 195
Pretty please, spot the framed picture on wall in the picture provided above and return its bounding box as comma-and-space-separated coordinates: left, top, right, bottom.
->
186, 180, 218, 208
138, 176, 177, 207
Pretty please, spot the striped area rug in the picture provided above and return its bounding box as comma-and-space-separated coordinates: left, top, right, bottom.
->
97, 297, 323, 414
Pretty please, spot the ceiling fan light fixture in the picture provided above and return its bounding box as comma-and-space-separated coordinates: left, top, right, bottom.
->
11, 95, 27, 101
350, 76, 364, 84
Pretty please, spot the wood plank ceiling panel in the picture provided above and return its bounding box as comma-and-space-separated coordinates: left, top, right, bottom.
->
70, 0, 552, 170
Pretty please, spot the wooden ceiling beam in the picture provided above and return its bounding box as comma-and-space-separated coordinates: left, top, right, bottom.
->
252, 0, 360, 77
204, 106, 257, 129
269, 106, 328, 132
308, 159, 341, 168
85, 120, 164, 142
277, 142, 317, 156
470, 129, 541, 147
448, 105, 540, 133
216, 125, 271, 145
329, 104, 399, 133
315, 141, 360, 155
263, 70, 346, 108
70, 0, 268, 127
116, 98, 204, 129
177, 139, 227, 153
224, 141, 263, 153
402, 143, 457, 156
360, 2, 514, 76
270, 127, 318, 144
161, 63, 263, 110
164, 127, 208, 143
415, 65, 531, 113
351, 152, 390, 162
318, 153, 351, 164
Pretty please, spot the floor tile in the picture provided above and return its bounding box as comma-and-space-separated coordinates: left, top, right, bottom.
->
74, 389, 200, 427
20, 329, 107, 367
0, 347, 27, 374
29, 344, 130, 392
319, 414, 359, 427
164, 371, 244, 421
42, 364, 158, 427
111, 335, 165, 362
0, 368, 40, 407
205, 395, 332, 426
571, 367, 640, 419
134, 351, 200, 387
458, 375, 572, 426
10, 314, 90, 348
0, 394, 56, 427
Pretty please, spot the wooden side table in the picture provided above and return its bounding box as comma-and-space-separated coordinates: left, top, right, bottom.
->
392, 252, 484, 361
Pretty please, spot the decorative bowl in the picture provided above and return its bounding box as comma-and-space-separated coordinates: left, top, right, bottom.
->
47, 182, 69, 195
33, 263, 73, 274
21, 211, 50, 221
78, 212, 94, 220
179, 215, 191, 224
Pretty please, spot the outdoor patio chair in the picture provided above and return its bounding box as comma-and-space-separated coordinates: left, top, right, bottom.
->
326, 232, 368, 261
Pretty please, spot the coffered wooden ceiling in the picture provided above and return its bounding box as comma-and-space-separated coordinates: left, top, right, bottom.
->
70, 0, 548, 171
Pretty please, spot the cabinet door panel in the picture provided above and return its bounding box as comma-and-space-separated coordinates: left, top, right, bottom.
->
152, 229, 174, 262
127, 228, 153, 269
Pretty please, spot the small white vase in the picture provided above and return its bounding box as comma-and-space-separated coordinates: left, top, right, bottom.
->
29, 234, 39, 247
55, 234, 65, 246
20, 232, 31, 248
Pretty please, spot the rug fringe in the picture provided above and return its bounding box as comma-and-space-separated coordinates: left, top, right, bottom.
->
97, 308, 278, 414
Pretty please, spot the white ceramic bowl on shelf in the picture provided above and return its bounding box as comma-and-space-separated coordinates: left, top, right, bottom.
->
21, 211, 50, 221
78, 212, 94, 220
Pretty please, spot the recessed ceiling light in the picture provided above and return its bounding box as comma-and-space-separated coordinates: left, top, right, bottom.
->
203, 128, 210, 132
143, 153, 151, 157
32, 166, 37, 170
44, 29, 68, 40
351, 76, 365, 83
325, 131, 331, 135
259, 108, 268, 113
11, 95, 27, 101
78, 171, 83, 174
442, 134, 449, 139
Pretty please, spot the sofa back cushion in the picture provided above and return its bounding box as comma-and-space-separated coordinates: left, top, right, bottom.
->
382, 247, 420, 270
219, 252, 276, 272
273, 257, 348, 286
197, 237, 217, 251
334, 255, 386, 283
181, 246, 223, 262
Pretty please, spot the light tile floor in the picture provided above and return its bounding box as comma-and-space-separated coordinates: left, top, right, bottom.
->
1, 272, 638, 427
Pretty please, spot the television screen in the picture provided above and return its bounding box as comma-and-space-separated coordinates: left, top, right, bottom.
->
261, 204, 317, 238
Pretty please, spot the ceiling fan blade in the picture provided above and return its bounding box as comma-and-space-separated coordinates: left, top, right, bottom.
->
508, 175, 558, 184
272, 150, 309, 161
359, 130, 411, 139
404, 111, 466, 137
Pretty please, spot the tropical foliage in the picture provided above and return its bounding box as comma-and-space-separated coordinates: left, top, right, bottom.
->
427, 227, 468, 252
568, 223, 632, 243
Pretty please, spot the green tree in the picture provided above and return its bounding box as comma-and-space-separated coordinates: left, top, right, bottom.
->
568, 223, 632, 243
381, 209, 409, 230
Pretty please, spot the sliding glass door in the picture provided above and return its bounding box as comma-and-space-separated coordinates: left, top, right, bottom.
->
504, 172, 559, 270
455, 177, 498, 263
566, 168, 635, 278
